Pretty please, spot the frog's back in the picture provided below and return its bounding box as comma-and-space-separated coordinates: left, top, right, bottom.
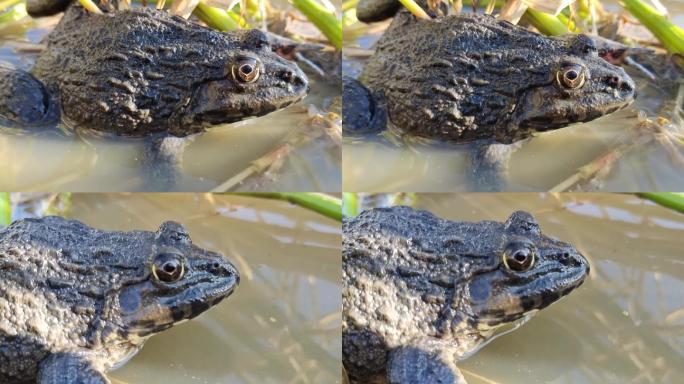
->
360, 13, 556, 142
32, 7, 235, 135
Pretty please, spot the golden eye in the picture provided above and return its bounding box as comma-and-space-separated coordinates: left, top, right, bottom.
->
232, 57, 260, 83
502, 243, 536, 272
152, 252, 185, 283
556, 64, 586, 89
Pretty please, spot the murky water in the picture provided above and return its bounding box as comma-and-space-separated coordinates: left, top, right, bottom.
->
354, 193, 683, 384
9, 193, 342, 383
0, 9, 341, 192
342, 2, 684, 192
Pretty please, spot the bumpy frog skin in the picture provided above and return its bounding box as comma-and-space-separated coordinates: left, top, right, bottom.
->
343, 207, 589, 383
0, 1, 308, 136
344, 11, 636, 144
0, 216, 239, 384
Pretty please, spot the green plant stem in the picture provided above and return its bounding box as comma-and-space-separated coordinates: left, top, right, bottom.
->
620, 0, 684, 56
342, 193, 358, 217
232, 193, 342, 221
77, 0, 103, 13
637, 193, 684, 214
0, 193, 10, 227
0, 0, 21, 12
291, 0, 342, 49
193, 2, 241, 31
0, 0, 24, 23
342, 0, 358, 12
522, 8, 569, 36
397, 0, 429, 19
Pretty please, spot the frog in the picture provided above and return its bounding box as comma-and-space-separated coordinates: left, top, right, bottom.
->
0, 0, 309, 190
343, 11, 635, 142
343, 206, 590, 383
0, 216, 240, 384
342, 8, 636, 190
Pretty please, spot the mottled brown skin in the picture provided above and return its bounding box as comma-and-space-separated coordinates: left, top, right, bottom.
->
343, 207, 589, 383
358, 12, 636, 144
0, 2, 308, 136
0, 216, 239, 384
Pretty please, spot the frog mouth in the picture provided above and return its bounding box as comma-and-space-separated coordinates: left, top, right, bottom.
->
530, 97, 635, 132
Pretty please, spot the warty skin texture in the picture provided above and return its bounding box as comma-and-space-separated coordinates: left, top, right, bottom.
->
343, 206, 589, 383
0, 2, 308, 136
356, 12, 635, 144
0, 216, 239, 384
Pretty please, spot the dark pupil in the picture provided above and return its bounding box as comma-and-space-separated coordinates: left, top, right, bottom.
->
513, 252, 527, 263
565, 70, 578, 80
241, 65, 253, 75
163, 262, 177, 274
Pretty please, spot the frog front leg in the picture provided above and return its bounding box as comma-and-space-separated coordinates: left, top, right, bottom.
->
38, 353, 110, 384
467, 143, 520, 192
141, 134, 190, 191
0, 63, 58, 128
387, 339, 466, 384
342, 76, 387, 135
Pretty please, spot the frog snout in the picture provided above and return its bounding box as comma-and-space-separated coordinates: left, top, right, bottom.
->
278, 68, 309, 93
604, 73, 636, 99
209, 259, 240, 285
558, 250, 590, 274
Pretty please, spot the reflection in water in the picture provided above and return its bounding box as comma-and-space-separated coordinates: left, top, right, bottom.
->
12, 194, 341, 384
387, 193, 684, 384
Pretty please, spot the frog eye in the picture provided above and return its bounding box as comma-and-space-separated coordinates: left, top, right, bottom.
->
556, 64, 586, 89
232, 57, 260, 83
503, 243, 536, 272
152, 252, 185, 283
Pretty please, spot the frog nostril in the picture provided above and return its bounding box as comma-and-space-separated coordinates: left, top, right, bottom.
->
606, 76, 620, 88
279, 69, 307, 89
619, 81, 634, 93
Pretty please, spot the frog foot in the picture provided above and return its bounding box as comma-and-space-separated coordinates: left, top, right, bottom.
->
388, 340, 466, 384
